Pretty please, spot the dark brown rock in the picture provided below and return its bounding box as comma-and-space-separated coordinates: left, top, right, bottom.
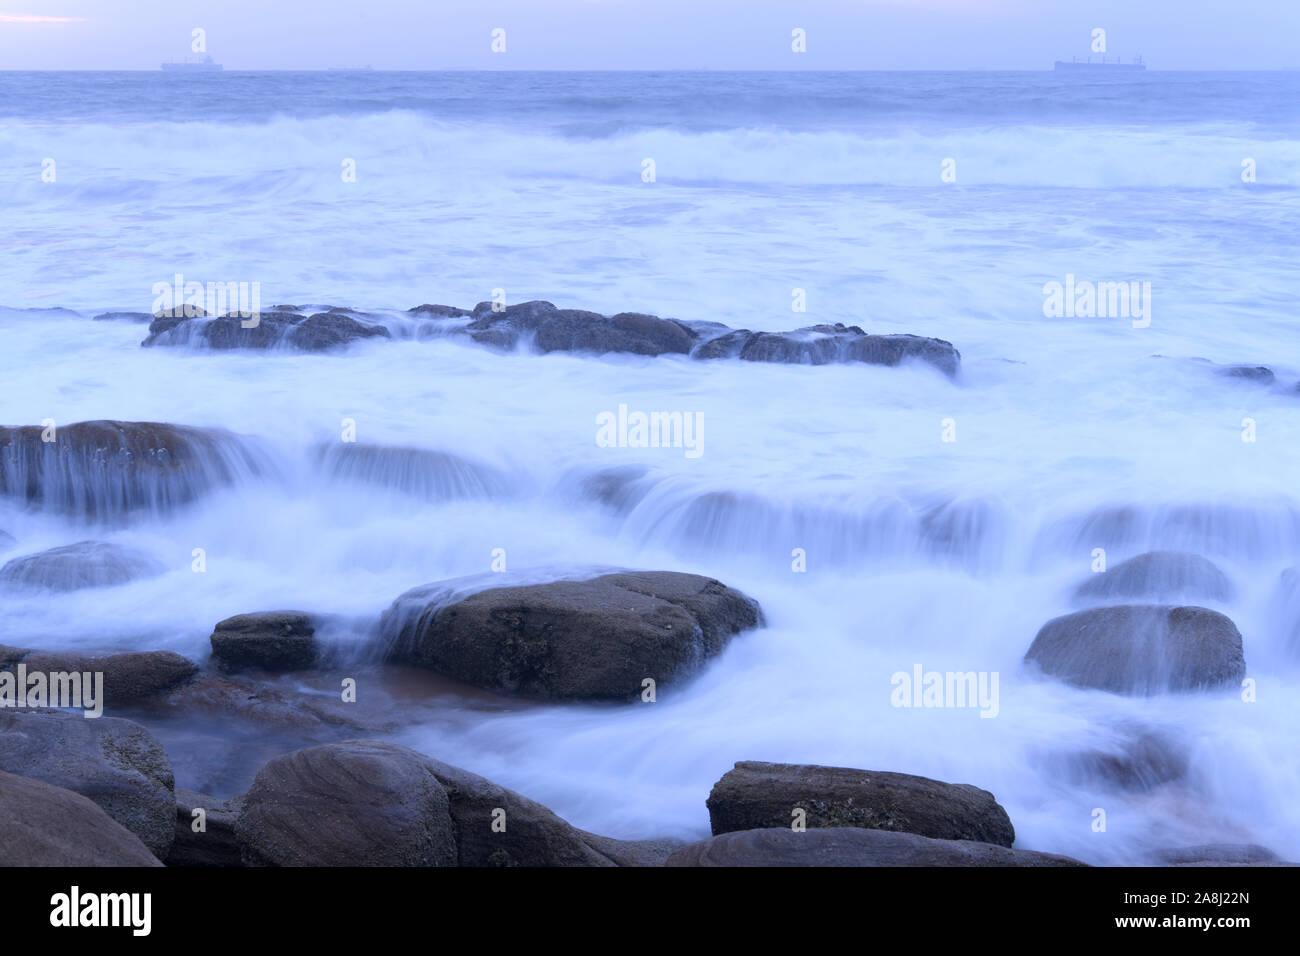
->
706, 761, 1015, 846
166, 789, 246, 867
210, 611, 319, 672
0, 769, 162, 866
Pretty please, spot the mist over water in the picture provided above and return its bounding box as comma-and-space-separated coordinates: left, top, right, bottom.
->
1, 71, 1298, 863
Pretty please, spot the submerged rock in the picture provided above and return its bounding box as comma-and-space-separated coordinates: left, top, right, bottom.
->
0, 420, 266, 519
1033, 725, 1190, 793
286, 311, 391, 351
209, 611, 319, 672
705, 761, 1015, 846
383, 571, 763, 700
0, 540, 164, 591
1156, 844, 1281, 865
666, 827, 1086, 867
315, 442, 513, 501
0, 769, 162, 866
0, 709, 175, 859
1025, 604, 1246, 695
1073, 550, 1234, 605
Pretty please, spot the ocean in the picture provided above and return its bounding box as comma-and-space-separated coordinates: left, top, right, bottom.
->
1, 70, 1298, 864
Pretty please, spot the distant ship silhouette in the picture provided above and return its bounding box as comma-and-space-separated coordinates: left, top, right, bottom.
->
1054, 55, 1145, 72
161, 55, 223, 72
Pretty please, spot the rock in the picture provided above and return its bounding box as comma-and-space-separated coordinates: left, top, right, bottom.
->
383, 571, 763, 700
0, 768, 162, 866
408, 304, 471, 317
235, 740, 459, 866
666, 827, 1087, 867
706, 761, 1015, 846
157, 672, 373, 732
1025, 605, 1246, 695
534, 310, 695, 356
1037, 725, 1189, 793
0, 709, 175, 859
1157, 844, 1281, 865
421, 753, 676, 866
1218, 365, 1275, 384
0, 646, 198, 707
0, 529, 14, 551
1074, 550, 1234, 605
0, 540, 164, 591
210, 611, 319, 672
0, 419, 266, 518
459, 300, 559, 349
141, 309, 305, 348
1270, 567, 1300, 658
92, 311, 154, 323
693, 323, 961, 377
286, 311, 391, 351
315, 442, 513, 501
166, 789, 246, 867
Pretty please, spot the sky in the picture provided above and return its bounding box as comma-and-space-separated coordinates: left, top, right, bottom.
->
0, 0, 1296, 70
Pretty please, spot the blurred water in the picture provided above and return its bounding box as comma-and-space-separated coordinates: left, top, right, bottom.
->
0, 71, 1298, 863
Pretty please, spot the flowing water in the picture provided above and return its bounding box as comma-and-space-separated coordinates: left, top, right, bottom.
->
1, 71, 1298, 863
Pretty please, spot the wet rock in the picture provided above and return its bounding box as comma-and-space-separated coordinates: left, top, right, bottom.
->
0, 419, 266, 519
166, 789, 246, 867
286, 311, 391, 351
534, 310, 695, 356
0, 769, 162, 866
0, 540, 164, 591
1156, 844, 1281, 865
666, 828, 1087, 867
1035, 725, 1190, 792
209, 611, 319, 672
315, 442, 513, 501
384, 571, 763, 700
706, 761, 1015, 846
141, 310, 304, 348
1270, 567, 1300, 658
1025, 605, 1246, 695
0, 646, 198, 707
1218, 365, 1275, 384
0, 709, 175, 859
0, 529, 14, 551
408, 304, 472, 318
236, 740, 459, 866
92, 311, 154, 323
156, 672, 374, 732
421, 752, 679, 866
693, 323, 961, 377
1074, 550, 1234, 605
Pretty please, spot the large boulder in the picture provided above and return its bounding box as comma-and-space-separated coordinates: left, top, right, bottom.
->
383, 571, 763, 700
666, 828, 1086, 867
0, 646, 198, 708
0, 420, 266, 518
1025, 605, 1246, 695
693, 323, 961, 378
0, 769, 162, 866
1074, 550, 1234, 604
420, 753, 679, 866
706, 761, 1015, 846
0, 709, 175, 859
235, 740, 461, 866
141, 310, 303, 348
166, 789, 246, 867
209, 611, 319, 672
0, 540, 164, 591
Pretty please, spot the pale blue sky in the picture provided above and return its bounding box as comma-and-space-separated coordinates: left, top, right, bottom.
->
1, 0, 1296, 70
